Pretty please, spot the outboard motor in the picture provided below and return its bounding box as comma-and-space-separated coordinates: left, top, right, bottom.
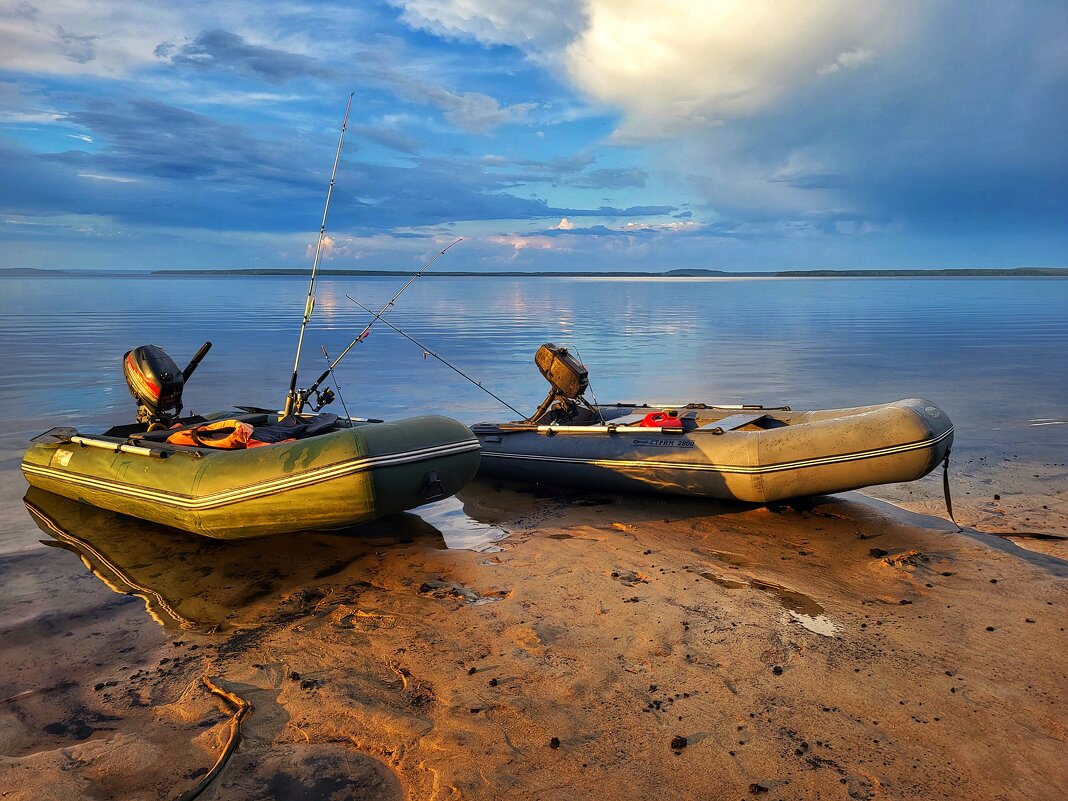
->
123, 342, 211, 428
535, 343, 589, 399
528, 343, 597, 423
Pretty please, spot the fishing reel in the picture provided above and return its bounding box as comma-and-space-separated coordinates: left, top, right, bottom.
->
285, 386, 335, 416
123, 342, 211, 429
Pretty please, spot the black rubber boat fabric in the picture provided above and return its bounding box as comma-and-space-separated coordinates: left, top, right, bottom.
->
249, 413, 339, 444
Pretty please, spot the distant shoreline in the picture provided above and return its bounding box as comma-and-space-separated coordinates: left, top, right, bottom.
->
2, 266, 1067, 278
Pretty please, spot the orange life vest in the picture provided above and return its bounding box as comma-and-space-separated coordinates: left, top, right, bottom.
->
167, 420, 254, 449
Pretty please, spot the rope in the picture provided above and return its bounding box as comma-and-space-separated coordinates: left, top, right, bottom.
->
942, 450, 961, 532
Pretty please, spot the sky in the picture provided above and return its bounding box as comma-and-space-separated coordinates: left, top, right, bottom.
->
0, 0, 1066, 273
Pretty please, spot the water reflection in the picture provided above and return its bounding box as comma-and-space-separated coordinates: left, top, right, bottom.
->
23, 488, 507, 632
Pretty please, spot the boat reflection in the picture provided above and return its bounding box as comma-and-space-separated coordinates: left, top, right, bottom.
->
24, 487, 460, 633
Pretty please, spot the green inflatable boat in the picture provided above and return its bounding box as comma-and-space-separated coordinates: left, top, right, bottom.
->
22, 410, 480, 540
21, 106, 483, 539
21, 338, 480, 539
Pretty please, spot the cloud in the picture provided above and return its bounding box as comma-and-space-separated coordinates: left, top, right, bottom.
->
393, 0, 584, 56
473, 151, 646, 191
0, 0, 190, 76
817, 48, 875, 76
156, 29, 335, 84
570, 167, 646, 189
565, 2, 898, 141
350, 123, 422, 155
308, 234, 334, 260
404, 83, 536, 133
0, 81, 61, 124
396, 1, 898, 140
533, 219, 704, 237
77, 172, 139, 183
61, 99, 292, 182
54, 25, 97, 64
0, 95, 675, 239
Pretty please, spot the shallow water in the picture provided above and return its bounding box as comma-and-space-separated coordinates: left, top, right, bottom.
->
1, 274, 1065, 594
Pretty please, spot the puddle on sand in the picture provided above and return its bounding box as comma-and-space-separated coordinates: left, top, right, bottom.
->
691, 547, 750, 569
750, 579, 825, 617
696, 571, 747, 589
787, 611, 841, 637
690, 566, 841, 637
748, 579, 840, 638
415, 496, 509, 553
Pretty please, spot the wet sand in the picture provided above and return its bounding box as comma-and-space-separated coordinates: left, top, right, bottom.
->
1, 462, 1066, 800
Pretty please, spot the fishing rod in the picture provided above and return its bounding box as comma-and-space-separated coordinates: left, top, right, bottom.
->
320, 345, 354, 424
346, 294, 525, 418
293, 237, 462, 412
283, 93, 354, 417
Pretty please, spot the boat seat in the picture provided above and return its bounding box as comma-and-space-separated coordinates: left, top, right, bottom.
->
696, 413, 768, 434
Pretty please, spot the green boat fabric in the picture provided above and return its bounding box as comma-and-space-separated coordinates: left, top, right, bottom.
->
22, 412, 480, 539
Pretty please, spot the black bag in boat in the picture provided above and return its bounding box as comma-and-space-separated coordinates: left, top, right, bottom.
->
251, 413, 339, 444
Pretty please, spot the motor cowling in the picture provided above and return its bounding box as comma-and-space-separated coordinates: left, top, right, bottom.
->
535, 343, 588, 400
124, 345, 185, 426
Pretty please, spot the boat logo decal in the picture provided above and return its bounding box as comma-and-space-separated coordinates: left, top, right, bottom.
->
52, 449, 72, 468
924, 406, 942, 418
631, 438, 696, 448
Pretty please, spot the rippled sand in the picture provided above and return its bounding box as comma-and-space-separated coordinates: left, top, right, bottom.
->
1, 465, 1065, 800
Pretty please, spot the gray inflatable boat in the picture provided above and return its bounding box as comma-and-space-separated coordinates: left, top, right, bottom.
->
472, 345, 954, 503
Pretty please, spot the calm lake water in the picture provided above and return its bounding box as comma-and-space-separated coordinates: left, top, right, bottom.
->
1, 274, 1066, 554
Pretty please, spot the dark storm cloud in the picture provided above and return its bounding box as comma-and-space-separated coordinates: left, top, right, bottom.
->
155, 29, 336, 84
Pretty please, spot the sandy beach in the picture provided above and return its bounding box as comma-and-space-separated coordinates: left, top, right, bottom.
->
3, 0, 1066, 794
2, 452, 1065, 801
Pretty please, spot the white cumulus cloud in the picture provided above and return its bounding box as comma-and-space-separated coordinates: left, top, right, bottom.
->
395, 1, 904, 141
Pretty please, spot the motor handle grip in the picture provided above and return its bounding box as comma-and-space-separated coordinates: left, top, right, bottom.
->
182, 341, 212, 382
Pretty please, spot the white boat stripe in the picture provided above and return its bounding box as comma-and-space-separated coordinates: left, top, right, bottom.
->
26, 439, 477, 503
22, 440, 479, 510
480, 427, 952, 475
